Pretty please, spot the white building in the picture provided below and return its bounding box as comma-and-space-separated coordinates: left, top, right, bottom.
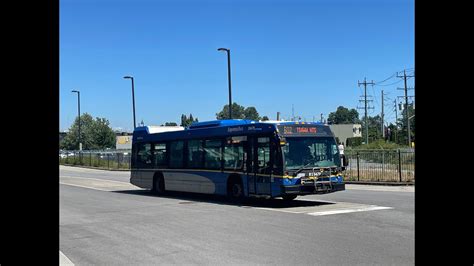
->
115, 126, 185, 150
328, 124, 362, 145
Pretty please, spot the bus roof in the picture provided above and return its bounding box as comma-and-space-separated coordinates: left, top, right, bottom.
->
133, 120, 333, 142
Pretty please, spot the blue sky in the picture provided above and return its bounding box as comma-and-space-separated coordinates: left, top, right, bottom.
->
60, 0, 414, 132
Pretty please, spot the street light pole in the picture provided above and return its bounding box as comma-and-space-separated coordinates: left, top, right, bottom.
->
71, 90, 82, 150
123, 76, 136, 129
218, 48, 232, 119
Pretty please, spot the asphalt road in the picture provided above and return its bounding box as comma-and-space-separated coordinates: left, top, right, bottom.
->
60, 166, 414, 265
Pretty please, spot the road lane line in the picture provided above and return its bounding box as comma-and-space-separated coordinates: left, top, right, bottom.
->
60, 182, 110, 191
60, 251, 74, 265
60, 176, 130, 184
307, 206, 393, 216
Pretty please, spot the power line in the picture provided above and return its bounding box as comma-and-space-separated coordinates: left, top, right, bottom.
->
374, 73, 397, 85
374, 67, 414, 86
375, 79, 403, 87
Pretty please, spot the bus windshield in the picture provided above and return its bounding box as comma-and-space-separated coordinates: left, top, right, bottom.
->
282, 137, 340, 170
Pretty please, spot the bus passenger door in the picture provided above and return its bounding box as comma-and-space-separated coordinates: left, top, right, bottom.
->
246, 136, 272, 196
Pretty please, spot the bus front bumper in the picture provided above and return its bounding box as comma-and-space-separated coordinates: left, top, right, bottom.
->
281, 181, 345, 195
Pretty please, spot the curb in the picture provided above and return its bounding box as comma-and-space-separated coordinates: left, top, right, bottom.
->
345, 181, 414, 186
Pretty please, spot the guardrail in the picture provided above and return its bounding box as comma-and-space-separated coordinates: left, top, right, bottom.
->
59, 150, 132, 170
344, 149, 415, 183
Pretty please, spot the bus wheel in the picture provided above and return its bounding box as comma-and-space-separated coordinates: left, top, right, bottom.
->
227, 176, 244, 201
153, 173, 165, 195
282, 195, 297, 201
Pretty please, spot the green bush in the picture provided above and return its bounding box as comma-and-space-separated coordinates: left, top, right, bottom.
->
352, 139, 405, 150
346, 137, 363, 147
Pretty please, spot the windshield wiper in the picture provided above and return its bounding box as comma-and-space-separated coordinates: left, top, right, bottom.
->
294, 158, 319, 174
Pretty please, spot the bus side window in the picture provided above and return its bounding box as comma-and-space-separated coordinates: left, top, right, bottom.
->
188, 140, 204, 168
223, 137, 244, 171
137, 143, 152, 168
204, 139, 222, 169
169, 141, 184, 168
153, 143, 167, 168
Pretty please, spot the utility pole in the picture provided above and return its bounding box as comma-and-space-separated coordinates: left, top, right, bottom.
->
394, 99, 398, 143
381, 90, 385, 139
358, 77, 375, 144
397, 70, 415, 146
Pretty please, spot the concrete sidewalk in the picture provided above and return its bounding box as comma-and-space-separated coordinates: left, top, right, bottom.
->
346, 184, 414, 192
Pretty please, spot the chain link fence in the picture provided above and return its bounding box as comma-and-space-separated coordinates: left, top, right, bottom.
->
59, 149, 415, 183
344, 149, 415, 183
59, 150, 132, 170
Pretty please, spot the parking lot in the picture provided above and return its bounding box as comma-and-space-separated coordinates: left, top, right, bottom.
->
60, 166, 414, 265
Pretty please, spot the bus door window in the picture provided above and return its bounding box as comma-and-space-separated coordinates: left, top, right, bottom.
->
137, 143, 152, 168
153, 143, 167, 168
257, 137, 271, 175
169, 141, 184, 168
271, 138, 282, 175
204, 139, 222, 169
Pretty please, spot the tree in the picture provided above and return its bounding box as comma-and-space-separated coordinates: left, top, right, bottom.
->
243, 106, 260, 120
163, 122, 178, 126
90, 117, 116, 150
261, 116, 269, 121
327, 106, 360, 124
60, 113, 115, 150
216, 103, 246, 119
180, 114, 198, 127
216, 103, 265, 120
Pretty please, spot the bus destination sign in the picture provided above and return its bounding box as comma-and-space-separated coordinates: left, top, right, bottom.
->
281, 126, 317, 135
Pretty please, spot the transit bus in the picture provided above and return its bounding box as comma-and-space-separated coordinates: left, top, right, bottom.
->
130, 120, 347, 201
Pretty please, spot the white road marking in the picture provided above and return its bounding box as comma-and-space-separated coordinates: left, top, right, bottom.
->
60, 176, 139, 192
253, 200, 393, 217
60, 182, 110, 191
61, 175, 130, 185
307, 206, 393, 216
60, 251, 74, 265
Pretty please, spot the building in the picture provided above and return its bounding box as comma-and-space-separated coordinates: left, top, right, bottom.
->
116, 133, 133, 150
115, 126, 185, 150
329, 124, 362, 145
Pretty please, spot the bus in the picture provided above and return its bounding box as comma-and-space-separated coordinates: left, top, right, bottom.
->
130, 119, 347, 201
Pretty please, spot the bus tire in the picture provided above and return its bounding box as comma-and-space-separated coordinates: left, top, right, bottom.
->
152, 172, 166, 195
227, 175, 244, 202
282, 195, 297, 201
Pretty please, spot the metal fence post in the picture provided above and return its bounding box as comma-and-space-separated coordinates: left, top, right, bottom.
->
89, 152, 92, 166
380, 151, 384, 182
357, 152, 360, 181
398, 149, 402, 182
117, 153, 120, 169
107, 153, 110, 169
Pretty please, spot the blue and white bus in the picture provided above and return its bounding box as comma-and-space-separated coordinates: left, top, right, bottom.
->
130, 120, 346, 201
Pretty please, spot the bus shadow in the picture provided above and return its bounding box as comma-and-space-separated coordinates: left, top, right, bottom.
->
112, 189, 335, 209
